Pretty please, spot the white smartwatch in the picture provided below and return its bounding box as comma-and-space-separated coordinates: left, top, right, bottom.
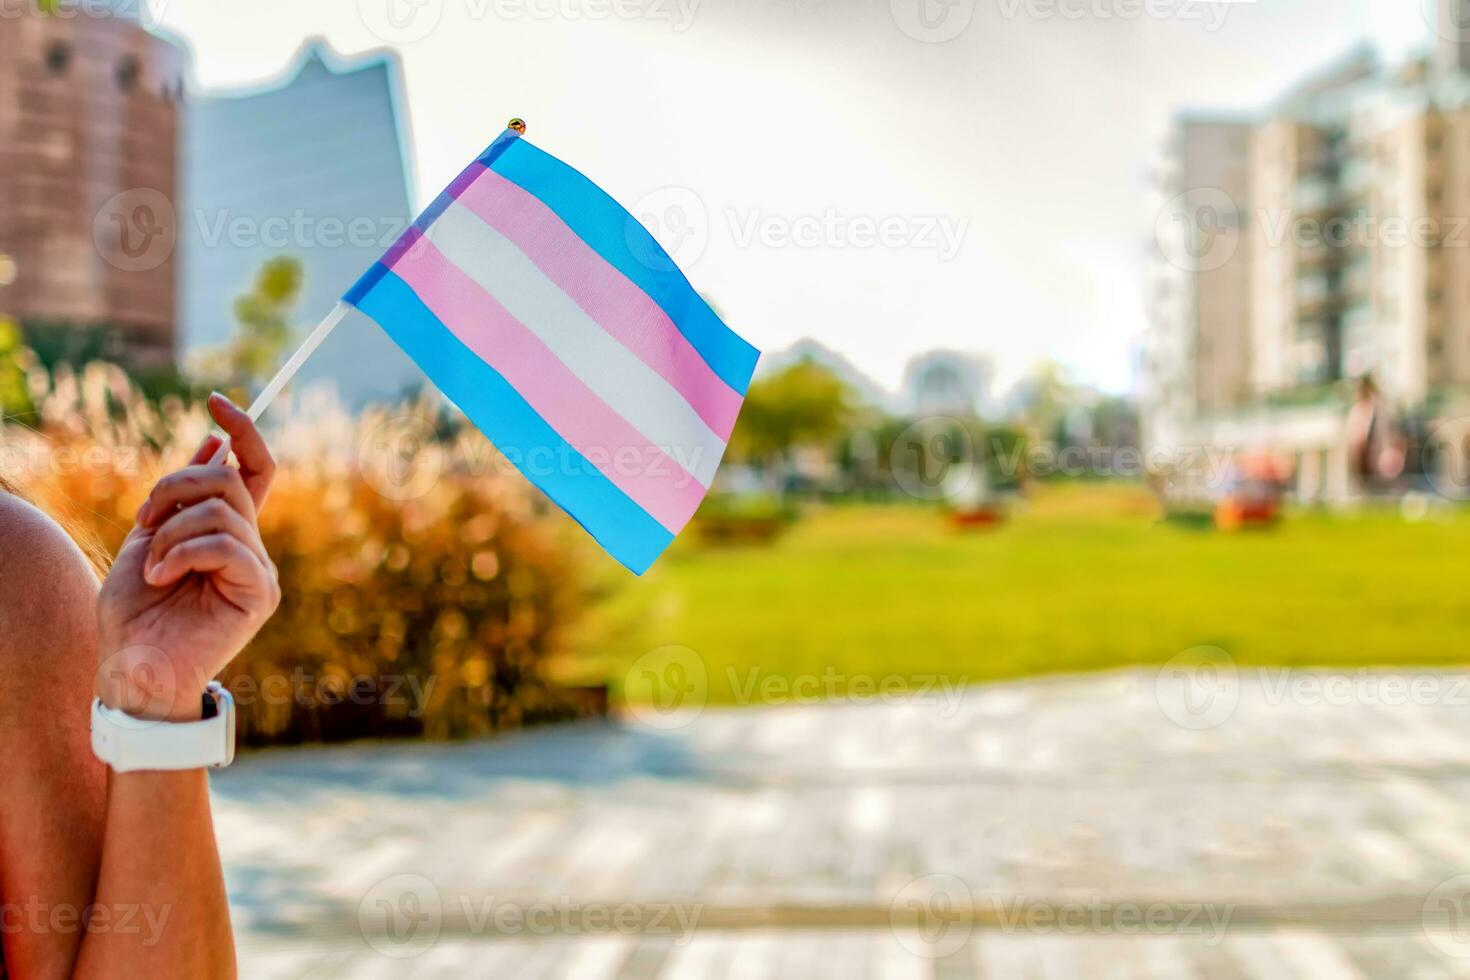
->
91, 682, 237, 773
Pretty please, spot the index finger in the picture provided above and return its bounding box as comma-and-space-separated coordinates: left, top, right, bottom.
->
188, 433, 223, 467
207, 392, 276, 510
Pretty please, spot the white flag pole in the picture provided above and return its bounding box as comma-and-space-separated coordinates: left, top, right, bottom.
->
206, 301, 351, 466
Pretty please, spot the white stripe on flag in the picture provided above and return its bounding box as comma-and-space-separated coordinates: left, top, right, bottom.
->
425, 202, 727, 488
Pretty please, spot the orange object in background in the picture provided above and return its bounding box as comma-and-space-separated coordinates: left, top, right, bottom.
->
1215, 495, 1279, 530
1214, 452, 1290, 530
947, 505, 1005, 530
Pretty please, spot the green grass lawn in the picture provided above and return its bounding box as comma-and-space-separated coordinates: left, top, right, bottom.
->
561, 484, 1470, 706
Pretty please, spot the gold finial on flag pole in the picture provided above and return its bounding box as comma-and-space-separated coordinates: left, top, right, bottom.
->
508, 117, 526, 134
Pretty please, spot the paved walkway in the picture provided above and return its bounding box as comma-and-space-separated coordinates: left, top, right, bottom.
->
215, 669, 1470, 977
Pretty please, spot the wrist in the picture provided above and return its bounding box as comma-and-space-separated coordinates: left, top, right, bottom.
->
100, 689, 204, 723
97, 651, 204, 723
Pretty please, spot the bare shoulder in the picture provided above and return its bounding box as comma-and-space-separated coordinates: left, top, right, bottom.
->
0, 491, 100, 693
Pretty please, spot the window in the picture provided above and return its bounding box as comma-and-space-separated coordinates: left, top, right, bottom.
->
115, 55, 139, 92
44, 41, 71, 77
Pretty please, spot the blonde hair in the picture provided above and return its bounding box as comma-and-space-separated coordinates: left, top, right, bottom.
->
0, 471, 110, 576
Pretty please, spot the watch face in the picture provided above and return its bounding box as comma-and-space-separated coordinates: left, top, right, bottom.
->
222, 707, 236, 768
210, 683, 237, 768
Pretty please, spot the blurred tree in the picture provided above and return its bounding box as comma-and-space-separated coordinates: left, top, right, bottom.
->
205, 257, 303, 393
1009, 359, 1083, 444
1087, 396, 1141, 452
231, 256, 303, 385
0, 316, 35, 422
0, 315, 34, 420
728, 362, 853, 489
22, 320, 109, 371
983, 425, 1028, 492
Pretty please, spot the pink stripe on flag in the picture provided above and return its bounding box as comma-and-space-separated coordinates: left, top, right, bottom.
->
388, 238, 709, 532
455, 164, 744, 440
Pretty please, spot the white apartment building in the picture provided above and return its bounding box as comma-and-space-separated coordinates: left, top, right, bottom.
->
1144, 7, 1470, 500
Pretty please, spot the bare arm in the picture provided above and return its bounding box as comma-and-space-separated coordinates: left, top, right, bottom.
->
68, 774, 233, 977
0, 395, 279, 978
0, 497, 108, 977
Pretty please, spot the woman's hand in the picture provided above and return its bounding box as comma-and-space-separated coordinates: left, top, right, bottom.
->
96, 394, 281, 722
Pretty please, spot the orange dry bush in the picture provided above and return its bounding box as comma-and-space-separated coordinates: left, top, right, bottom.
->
4, 364, 598, 744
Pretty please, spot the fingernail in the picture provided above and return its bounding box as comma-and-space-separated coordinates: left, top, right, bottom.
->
144, 564, 161, 584
136, 501, 151, 524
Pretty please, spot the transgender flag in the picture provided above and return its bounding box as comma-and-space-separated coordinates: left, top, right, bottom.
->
343, 128, 759, 574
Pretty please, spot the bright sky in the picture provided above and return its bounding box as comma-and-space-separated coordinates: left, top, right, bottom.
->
148, 0, 1435, 396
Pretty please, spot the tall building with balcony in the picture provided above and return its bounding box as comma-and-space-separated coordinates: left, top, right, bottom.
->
1150, 38, 1470, 419
1245, 51, 1377, 397
1145, 13, 1470, 499
0, 3, 186, 368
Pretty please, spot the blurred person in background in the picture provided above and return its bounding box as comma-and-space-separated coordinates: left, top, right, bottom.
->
0, 394, 279, 979
1347, 374, 1406, 492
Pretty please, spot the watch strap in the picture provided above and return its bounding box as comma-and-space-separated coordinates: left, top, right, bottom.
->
91, 682, 236, 773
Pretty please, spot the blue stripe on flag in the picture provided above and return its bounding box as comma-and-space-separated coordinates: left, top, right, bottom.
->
343, 261, 389, 308
477, 128, 522, 168
487, 138, 760, 395
353, 272, 675, 575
